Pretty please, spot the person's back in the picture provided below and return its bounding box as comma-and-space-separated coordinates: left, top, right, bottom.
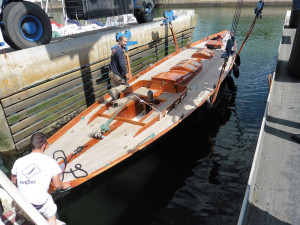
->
12, 153, 61, 205
11, 133, 70, 225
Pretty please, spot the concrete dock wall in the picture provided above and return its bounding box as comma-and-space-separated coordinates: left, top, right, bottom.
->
0, 10, 197, 153
154, 0, 292, 6
46, 0, 292, 9
155, 0, 292, 8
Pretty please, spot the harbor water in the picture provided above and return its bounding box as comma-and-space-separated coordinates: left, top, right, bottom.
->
0, 5, 290, 225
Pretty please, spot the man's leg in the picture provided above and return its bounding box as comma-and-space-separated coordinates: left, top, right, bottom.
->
109, 72, 122, 101
39, 197, 57, 225
115, 84, 128, 95
109, 72, 127, 106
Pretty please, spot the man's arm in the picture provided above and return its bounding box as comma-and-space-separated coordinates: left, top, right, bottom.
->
11, 174, 17, 187
116, 48, 128, 77
52, 175, 70, 191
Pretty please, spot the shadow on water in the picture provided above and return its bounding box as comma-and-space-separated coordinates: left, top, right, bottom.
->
55, 77, 237, 225
150, 80, 238, 225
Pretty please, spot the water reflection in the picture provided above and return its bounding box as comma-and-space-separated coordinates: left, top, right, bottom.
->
150, 82, 238, 225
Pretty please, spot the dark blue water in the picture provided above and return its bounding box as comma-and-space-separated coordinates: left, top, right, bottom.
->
0, 6, 289, 225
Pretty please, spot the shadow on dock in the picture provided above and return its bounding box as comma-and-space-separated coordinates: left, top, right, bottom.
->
247, 203, 291, 225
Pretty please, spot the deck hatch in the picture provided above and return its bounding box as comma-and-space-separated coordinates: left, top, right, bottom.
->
191, 48, 214, 60
170, 59, 202, 73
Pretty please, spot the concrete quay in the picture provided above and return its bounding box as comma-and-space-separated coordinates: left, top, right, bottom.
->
238, 10, 300, 225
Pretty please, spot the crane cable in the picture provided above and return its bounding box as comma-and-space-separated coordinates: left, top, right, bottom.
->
211, 0, 244, 104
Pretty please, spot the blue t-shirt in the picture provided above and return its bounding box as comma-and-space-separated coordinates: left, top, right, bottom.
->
109, 46, 127, 80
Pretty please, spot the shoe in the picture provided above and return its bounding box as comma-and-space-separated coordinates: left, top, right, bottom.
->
112, 102, 118, 108
292, 134, 300, 143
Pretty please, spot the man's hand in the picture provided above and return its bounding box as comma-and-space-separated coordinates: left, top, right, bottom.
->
126, 73, 129, 80
11, 174, 17, 187
52, 175, 70, 190
62, 181, 71, 190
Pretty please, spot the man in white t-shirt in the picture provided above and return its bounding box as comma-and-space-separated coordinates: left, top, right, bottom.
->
11, 133, 70, 225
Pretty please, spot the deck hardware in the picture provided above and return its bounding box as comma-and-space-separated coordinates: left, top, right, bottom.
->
89, 130, 105, 139
137, 133, 156, 147
99, 96, 134, 134
147, 90, 154, 102
73, 146, 86, 155
133, 94, 162, 116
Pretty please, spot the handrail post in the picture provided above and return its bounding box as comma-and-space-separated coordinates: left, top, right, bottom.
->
0, 171, 50, 225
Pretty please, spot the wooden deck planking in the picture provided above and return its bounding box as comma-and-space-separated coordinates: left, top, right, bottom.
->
44, 31, 234, 183
45, 103, 107, 154
62, 123, 142, 181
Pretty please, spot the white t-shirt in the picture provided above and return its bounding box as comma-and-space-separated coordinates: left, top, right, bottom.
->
11, 153, 61, 205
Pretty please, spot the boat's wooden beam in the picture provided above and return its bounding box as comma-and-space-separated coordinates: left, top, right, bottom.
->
98, 114, 145, 126
87, 104, 109, 124
134, 115, 160, 137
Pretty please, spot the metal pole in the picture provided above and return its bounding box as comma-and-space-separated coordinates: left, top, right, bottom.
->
169, 23, 179, 53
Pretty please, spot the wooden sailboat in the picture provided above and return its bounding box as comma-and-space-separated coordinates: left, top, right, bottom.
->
45, 27, 237, 193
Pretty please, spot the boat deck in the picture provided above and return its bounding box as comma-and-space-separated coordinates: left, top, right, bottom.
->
44, 31, 234, 189
238, 11, 300, 225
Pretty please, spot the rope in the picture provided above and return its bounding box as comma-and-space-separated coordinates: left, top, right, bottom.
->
53, 147, 88, 181
212, 58, 228, 104
212, 0, 264, 104
238, 16, 257, 55
238, 0, 264, 55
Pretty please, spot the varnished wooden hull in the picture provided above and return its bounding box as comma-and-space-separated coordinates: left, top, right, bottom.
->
45, 30, 236, 193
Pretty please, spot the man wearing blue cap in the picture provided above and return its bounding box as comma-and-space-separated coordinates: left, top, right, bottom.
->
109, 36, 129, 107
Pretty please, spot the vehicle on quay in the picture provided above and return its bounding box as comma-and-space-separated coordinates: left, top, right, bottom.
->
0, 0, 154, 49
